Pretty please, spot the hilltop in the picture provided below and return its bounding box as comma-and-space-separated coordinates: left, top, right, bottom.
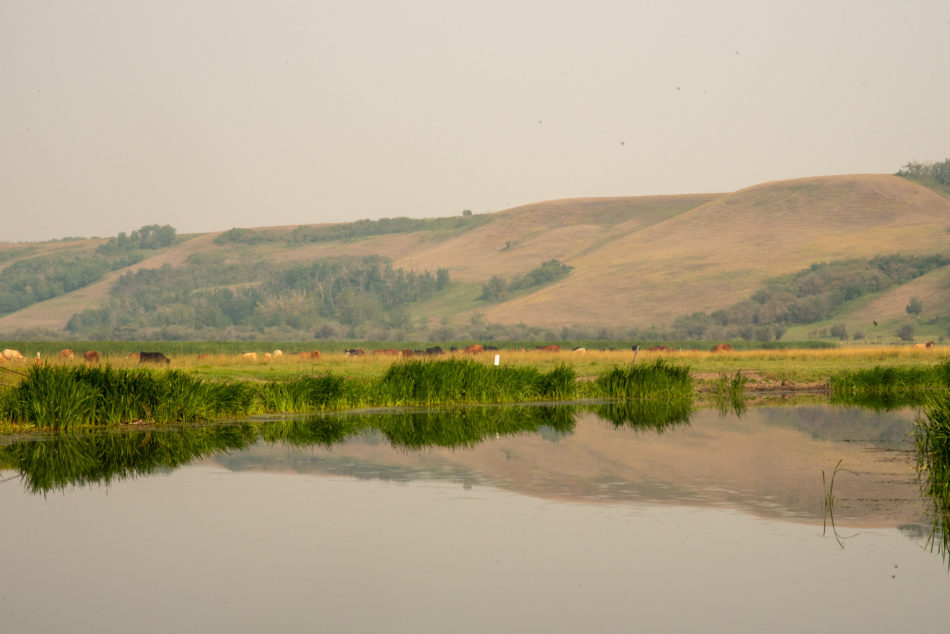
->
1, 173, 949, 344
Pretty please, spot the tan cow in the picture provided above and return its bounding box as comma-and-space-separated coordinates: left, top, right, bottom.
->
241, 352, 258, 361
2, 349, 25, 361
58, 349, 75, 360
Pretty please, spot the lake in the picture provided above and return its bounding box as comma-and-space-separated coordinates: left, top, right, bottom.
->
2, 403, 948, 633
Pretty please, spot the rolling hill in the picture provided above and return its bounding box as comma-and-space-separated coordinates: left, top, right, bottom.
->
1, 173, 949, 343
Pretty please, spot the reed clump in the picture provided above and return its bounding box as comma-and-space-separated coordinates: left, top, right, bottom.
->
829, 361, 950, 408
1, 365, 259, 428
592, 360, 692, 400
374, 359, 577, 405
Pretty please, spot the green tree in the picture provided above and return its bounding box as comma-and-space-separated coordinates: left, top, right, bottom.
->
906, 296, 923, 319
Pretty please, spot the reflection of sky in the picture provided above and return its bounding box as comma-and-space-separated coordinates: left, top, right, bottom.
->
1, 467, 948, 634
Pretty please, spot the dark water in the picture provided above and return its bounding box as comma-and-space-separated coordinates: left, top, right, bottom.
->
2, 404, 948, 633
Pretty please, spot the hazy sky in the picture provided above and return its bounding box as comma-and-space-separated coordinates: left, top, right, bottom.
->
3, 0, 949, 243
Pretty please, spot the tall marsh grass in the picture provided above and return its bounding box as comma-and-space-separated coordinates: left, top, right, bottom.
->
915, 394, 950, 563
592, 360, 692, 399
374, 359, 577, 405
830, 361, 950, 408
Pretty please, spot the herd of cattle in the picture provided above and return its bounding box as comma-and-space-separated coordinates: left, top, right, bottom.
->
0, 341, 939, 366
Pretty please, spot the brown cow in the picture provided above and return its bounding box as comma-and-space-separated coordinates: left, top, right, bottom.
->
84, 350, 100, 363
926, 341, 936, 349
58, 349, 75, 360
464, 344, 483, 354
710, 344, 734, 353
310, 349, 321, 359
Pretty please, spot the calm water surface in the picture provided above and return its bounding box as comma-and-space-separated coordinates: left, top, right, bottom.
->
2, 404, 948, 633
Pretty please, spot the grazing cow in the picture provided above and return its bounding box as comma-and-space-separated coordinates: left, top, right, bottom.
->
464, 344, 483, 354
572, 347, 586, 353
484, 345, 499, 351
139, 352, 171, 365
264, 352, 273, 361
344, 348, 365, 357
536, 344, 560, 352
926, 341, 936, 349
273, 349, 283, 358
2, 349, 25, 361
401, 349, 415, 357
84, 350, 100, 363
425, 346, 444, 355
912, 343, 926, 349
710, 344, 734, 353
58, 349, 75, 360
241, 352, 258, 361
298, 350, 321, 360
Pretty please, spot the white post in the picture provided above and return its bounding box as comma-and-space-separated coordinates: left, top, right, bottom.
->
494, 354, 500, 366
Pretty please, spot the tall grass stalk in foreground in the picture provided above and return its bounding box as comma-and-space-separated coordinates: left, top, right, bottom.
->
916, 394, 950, 564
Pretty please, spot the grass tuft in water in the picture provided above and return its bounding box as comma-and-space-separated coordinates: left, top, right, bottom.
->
592, 360, 692, 400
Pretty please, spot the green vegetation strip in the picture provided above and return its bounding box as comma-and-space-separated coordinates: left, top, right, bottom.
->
829, 361, 950, 409
0, 359, 691, 428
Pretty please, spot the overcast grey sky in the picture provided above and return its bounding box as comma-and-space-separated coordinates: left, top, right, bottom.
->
2, 0, 949, 243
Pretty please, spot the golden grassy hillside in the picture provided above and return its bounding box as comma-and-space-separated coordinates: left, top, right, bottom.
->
478, 175, 950, 327
1, 173, 948, 336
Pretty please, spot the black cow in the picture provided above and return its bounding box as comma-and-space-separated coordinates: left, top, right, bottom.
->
139, 351, 171, 365
425, 346, 444, 355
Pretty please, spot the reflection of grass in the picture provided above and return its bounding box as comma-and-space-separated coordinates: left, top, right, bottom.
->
715, 371, 748, 417
0, 406, 580, 492
590, 400, 691, 431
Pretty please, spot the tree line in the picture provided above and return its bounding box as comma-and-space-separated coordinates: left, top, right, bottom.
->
65, 255, 450, 340
480, 259, 574, 301
670, 254, 950, 341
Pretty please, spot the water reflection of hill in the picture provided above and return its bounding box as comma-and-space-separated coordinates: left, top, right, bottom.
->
216, 407, 925, 528
0, 404, 928, 529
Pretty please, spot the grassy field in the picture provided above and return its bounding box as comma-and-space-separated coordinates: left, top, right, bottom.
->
3, 343, 948, 386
